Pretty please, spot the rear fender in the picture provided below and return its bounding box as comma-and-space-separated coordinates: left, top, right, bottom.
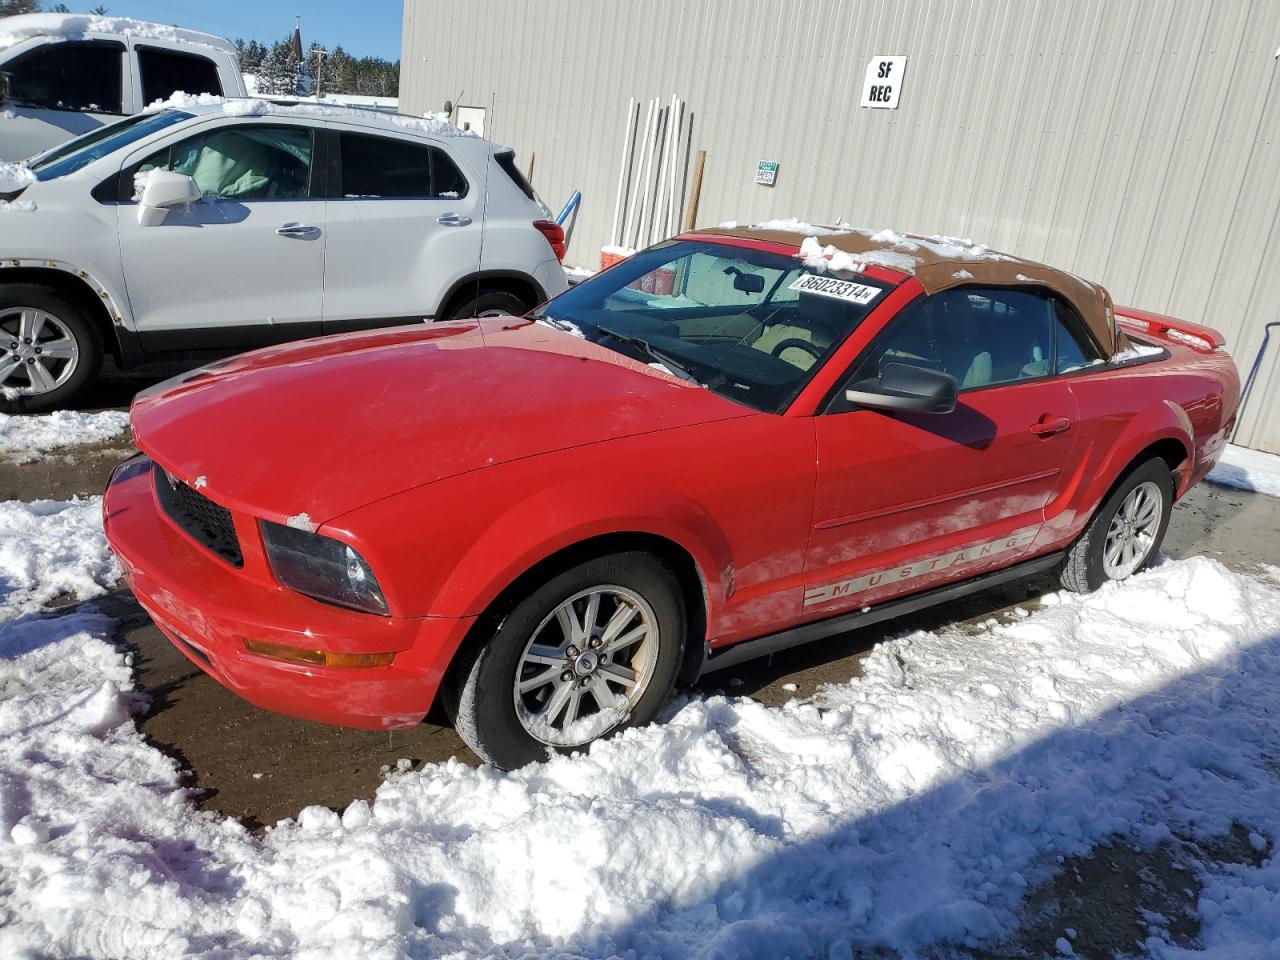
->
1078, 400, 1194, 511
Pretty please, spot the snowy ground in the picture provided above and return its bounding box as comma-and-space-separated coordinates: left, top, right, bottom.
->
0, 410, 130, 463
2, 483, 1280, 957
1208, 443, 1280, 499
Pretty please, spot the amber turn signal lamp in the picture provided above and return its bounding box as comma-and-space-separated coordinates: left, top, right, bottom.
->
244, 639, 395, 668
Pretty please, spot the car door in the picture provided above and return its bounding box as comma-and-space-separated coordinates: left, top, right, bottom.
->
320, 125, 482, 331
0, 40, 129, 161
116, 118, 326, 350
802, 286, 1083, 615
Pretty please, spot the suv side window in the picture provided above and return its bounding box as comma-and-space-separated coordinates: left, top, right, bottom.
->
337, 131, 469, 198
137, 46, 223, 106
829, 287, 1057, 412
5, 41, 124, 114
138, 125, 315, 200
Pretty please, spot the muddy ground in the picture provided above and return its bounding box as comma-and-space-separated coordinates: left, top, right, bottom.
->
9, 370, 1280, 956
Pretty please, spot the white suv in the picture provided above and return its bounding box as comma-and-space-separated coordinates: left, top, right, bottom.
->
0, 99, 568, 412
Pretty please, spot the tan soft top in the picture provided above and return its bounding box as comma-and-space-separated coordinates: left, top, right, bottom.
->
694, 225, 1128, 359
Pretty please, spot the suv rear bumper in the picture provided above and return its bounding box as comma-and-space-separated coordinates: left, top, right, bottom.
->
103, 457, 475, 730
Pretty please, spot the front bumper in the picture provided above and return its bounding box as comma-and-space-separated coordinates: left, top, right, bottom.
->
103, 457, 476, 730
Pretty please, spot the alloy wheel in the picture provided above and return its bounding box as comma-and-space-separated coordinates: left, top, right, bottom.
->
0, 307, 80, 397
513, 585, 660, 745
1102, 480, 1163, 579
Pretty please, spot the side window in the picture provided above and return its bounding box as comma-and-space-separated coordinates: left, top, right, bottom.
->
338, 132, 470, 199
835, 287, 1056, 406
1053, 299, 1104, 373
137, 125, 314, 201
137, 47, 223, 106
5, 41, 124, 114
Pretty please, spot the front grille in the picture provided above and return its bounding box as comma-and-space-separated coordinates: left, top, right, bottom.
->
153, 466, 244, 567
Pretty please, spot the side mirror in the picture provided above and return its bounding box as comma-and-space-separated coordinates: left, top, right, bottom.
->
845, 361, 958, 415
0, 71, 10, 104
137, 171, 202, 226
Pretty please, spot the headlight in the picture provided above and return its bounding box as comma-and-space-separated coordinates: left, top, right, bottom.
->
259, 521, 389, 615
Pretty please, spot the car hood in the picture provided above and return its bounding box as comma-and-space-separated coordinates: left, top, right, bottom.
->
131, 318, 753, 523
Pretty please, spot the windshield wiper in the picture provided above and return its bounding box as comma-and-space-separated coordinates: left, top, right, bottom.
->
595, 325, 701, 383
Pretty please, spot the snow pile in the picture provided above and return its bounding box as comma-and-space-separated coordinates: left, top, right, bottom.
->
0, 199, 36, 213
0, 410, 130, 462
0, 14, 234, 54
1111, 341, 1166, 363
2, 523, 1280, 957
801, 234, 917, 274
1208, 443, 1280, 498
0, 161, 34, 193
0, 499, 119, 616
151, 93, 467, 139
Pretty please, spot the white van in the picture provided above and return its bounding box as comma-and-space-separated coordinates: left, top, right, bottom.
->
0, 14, 246, 161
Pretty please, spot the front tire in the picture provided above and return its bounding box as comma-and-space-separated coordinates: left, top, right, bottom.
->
1059, 458, 1174, 593
448, 552, 686, 769
441, 287, 530, 321
0, 284, 102, 414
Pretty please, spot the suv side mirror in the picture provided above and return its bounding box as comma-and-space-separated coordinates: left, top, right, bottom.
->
137, 171, 202, 226
0, 71, 10, 104
845, 361, 958, 415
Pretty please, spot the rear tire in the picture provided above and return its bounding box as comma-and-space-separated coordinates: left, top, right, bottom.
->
1059, 458, 1174, 593
447, 552, 685, 770
441, 288, 530, 321
0, 284, 102, 414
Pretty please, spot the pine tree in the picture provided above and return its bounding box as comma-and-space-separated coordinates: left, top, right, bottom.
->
0, 0, 40, 16
257, 41, 293, 96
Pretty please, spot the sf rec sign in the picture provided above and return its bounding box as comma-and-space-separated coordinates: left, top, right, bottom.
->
860, 55, 907, 109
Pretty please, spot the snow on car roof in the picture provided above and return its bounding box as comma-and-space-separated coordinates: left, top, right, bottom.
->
0, 13, 237, 55
697, 222, 1129, 359
152, 93, 486, 144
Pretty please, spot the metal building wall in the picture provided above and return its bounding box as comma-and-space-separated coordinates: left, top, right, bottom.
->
402, 0, 1280, 453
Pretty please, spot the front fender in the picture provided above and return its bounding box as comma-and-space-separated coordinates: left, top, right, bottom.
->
434, 476, 729, 621
327, 454, 733, 625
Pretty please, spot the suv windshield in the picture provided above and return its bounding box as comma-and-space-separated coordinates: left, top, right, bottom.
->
30, 110, 192, 180
537, 239, 898, 413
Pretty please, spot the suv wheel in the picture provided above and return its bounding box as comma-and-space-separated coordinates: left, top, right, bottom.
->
442, 287, 530, 321
0, 284, 102, 414
448, 552, 686, 769
1059, 458, 1174, 593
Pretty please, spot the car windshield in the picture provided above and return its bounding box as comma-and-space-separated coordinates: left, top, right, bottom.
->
29, 110, 192, 180
536, 239, 898, 414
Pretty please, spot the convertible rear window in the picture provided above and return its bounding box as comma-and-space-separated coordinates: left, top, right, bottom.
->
536, 240, 897, 414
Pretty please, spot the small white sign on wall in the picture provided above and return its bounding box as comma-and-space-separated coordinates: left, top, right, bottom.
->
755, 160, 779, 186
860, 56, 907, 109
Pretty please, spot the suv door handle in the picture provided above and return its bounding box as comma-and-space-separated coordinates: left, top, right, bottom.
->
1029, 416, 1072, 437
437, 213, 472, 227
276, 223, 321, 238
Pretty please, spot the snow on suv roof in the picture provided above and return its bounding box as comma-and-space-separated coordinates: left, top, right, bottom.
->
0, 13, 237, 54
697, 222, 1128, 359
155, 93, 481, 143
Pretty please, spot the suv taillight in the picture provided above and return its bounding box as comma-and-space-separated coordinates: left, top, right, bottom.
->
533, 220, 566, 262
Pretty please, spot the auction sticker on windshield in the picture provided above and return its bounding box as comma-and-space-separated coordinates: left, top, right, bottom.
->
789, 274, 881, 304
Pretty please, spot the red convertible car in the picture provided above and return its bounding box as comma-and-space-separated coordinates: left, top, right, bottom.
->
104, 225, 1240, 768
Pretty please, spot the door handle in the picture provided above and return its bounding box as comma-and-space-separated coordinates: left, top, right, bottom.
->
276, 223, 321, 238
1029, 416, 1072, 437
436, 213, 472, 227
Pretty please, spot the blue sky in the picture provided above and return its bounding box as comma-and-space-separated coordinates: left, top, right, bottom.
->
66, 1, 404, 60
